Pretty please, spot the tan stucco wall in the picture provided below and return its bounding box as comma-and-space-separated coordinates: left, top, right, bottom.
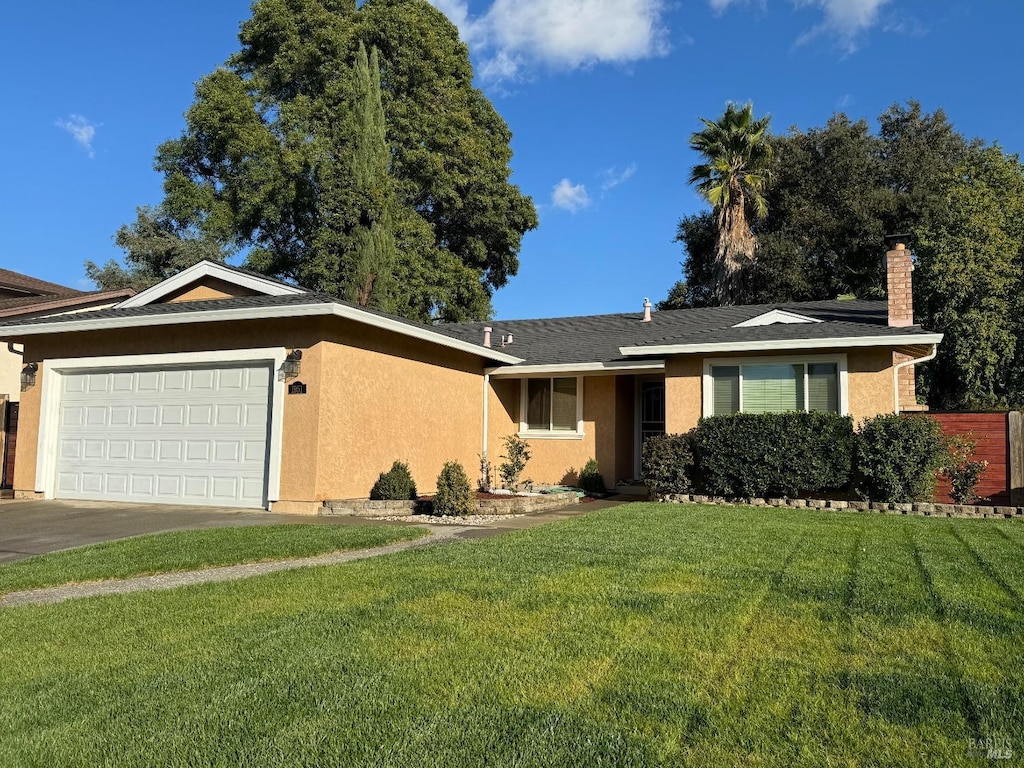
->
486, 375, 630, 487
0, 343, 21, 403
161, 277, 262, 303
11, 318, 327, 503
665, 346, 908, 434
315, 318, 487, 499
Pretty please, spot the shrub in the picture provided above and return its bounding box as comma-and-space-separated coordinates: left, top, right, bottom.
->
693, 412, 856, 498
369, 461, 417, 500
939, 434, 989, 504
498, 434, 531, 490
856, 414, 945, 503
641, 434, 696, 495
578, 458, 606, 495
433, 461, 474, 517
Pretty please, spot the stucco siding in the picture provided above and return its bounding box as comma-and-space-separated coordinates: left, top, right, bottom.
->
161, 277, 262, 303
0, 342, 21, 403
316, 318, 486, 499
664, 346, 909, 434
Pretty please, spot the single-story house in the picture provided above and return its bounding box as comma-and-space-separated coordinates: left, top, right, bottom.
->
0, 243, 941, 512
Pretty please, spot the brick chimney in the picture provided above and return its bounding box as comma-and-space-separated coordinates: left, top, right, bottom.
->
885, 239, 914, 327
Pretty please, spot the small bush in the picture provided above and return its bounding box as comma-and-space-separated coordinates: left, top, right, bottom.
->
578, 458, 606, 495
369, 461, 417, 500
939, 434, 989, 504
433, 461, 474, 517
641, 434, 695, 495
498, 434, 531, 490
694, 412, 856, 498
856, 414, 945, 503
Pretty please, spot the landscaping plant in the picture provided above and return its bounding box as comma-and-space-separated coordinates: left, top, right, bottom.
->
641, 433, 696, 495
693, 412, 855, 498
369, 461, 418, 501
939, 434, 989, 504
577, 458, 606, 495
856, 414, 945, 502
433, 461, 474, 517
498, 434, 531, 490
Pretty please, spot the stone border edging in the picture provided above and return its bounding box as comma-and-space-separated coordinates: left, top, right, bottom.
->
321, 491, 579, 517
657, 493, 1024, 520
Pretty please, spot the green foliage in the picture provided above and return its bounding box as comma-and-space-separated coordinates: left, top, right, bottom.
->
433, 461, 473, 517
577, 458, 606, 495
856, 414, 945, 503
143, 0, 536, 322
369, 460, 417, 501
85, 206, 228, 291
939, 434, 989, 504
688, 103, 774, 305
693, 412, 856, 498
498, 434, 531, 490
641, 433, 696, 495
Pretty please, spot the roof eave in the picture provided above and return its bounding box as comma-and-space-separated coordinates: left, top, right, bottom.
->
619, 333, 944, 356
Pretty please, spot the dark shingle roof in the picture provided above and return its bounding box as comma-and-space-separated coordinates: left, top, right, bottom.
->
440, 299, 936, 365
0, 293, 938, 366
0, 268, 78, 298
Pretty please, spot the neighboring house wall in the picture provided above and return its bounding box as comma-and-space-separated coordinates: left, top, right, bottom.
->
161, 277, 263, 304
0, 343, 20, 403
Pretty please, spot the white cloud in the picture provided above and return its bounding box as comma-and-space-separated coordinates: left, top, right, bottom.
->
430, 0, 670, 85
600, 163, 637, 192
710, 0, 898, 52
55, 114, 98, 158
551, 179, 591, 213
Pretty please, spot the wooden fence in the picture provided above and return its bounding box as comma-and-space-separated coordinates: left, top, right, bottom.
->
930, 411, 1022, 506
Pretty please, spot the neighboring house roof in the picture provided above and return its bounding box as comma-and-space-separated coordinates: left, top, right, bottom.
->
442, 299, 942, 369
0, 268, 77, 298
0, 289, 136, 319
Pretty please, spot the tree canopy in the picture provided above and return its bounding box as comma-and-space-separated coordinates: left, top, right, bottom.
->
668, 101, 1024, 410
89, 0, 537, 322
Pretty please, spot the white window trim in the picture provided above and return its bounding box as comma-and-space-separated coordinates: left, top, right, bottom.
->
34, 348, 288, 509
701, 353, 849, 418
518, 375, 585, 439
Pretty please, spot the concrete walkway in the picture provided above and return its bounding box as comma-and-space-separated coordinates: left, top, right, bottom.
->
0, 497, 632, 608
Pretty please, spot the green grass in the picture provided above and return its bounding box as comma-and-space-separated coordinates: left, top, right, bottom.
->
0, 524, 429, 594
1, 503, 1022, 766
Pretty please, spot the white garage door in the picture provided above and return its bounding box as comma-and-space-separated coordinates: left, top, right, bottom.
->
55, 364, 272, 508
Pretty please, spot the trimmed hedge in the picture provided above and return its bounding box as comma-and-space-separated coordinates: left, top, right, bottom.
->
641, 434, 696, 495
578, 458, 606, 495
369, 461, 417, 501
693, 412, 856, 498
856, 414, 945, 503
434, 461, 474, 517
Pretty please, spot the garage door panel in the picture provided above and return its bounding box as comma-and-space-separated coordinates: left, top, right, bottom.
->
55, 363, 272, 508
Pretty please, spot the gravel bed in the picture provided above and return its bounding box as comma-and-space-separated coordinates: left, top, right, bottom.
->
371, 513, 526, 526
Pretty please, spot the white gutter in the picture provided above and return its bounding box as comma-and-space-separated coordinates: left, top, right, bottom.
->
0, 302, 523, 365
486, 359, 665, 377
894, 344, 938, 413
619, 333, 944, 357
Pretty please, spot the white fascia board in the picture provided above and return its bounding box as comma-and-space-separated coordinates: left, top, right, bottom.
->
732, 309, 823, 327
0, 301, 522, 364
115, 261, 306, 308
619, 333, 944, 356
487, 360, 665, 377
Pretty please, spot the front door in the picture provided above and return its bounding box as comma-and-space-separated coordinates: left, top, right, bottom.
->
635, 380, 666, 477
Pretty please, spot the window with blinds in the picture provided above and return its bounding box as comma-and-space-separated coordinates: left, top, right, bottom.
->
710, 362, 839, 415
524, 377, 579, 432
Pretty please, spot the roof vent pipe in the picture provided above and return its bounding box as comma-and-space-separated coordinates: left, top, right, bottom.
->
642, 298, 652, 323
483, 326, 492, 347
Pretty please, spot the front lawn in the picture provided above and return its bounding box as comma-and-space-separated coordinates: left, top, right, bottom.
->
2, 504, 1022, 766
0, 524, 429, 594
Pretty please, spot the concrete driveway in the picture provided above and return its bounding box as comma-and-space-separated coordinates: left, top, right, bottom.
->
0, 499, 385, 564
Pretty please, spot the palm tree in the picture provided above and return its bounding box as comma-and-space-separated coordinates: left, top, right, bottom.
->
689, 103, 774, 305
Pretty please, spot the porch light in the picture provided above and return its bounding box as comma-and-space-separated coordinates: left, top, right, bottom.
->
20, 362, 38, 389
283, 350, 303, 379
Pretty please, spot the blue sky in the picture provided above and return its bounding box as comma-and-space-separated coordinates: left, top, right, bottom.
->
1, 1, 1019, 320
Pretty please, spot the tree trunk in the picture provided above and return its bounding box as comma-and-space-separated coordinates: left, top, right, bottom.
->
713, 190, 757, 305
